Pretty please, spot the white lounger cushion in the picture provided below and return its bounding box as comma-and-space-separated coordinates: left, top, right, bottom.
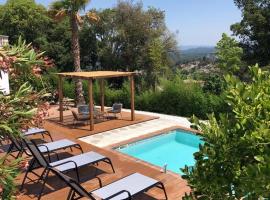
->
38, 139, 76, 152
24, 128, 46, 136
91, 173, 158, 200
50, 151, 106, 172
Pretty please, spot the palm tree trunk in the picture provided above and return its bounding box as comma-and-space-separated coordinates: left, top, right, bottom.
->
70, 13, 85, 105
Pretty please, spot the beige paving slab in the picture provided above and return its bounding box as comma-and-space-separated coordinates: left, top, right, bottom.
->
79, 110, 191, 147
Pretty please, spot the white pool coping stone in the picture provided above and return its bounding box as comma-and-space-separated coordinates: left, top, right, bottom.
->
79, 109, 192, 148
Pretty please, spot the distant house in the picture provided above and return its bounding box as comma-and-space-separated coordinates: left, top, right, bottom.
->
0, 35, 9, 47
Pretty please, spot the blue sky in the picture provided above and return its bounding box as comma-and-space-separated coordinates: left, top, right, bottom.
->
0, 0, 242, 46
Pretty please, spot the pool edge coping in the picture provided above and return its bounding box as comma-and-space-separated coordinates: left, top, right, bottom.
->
106, 125, 201, 149
104, 125, 201, 177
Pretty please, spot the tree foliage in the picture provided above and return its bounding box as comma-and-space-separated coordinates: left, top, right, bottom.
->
183, 65, 270, 199
147, 38, 168, 89
40, 18, 73, 72
231, 0, 270, 66
216, 33, 243, 75
0, 156, 20, 200
0, 0, 178, 90
0, 0, 51, 46
81, 1, 178, 88
202, 74, 224, 95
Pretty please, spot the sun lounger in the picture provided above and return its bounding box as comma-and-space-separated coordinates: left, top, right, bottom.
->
23, 127, 53, 141
50, 168, 168, 200
35, 139, 83, 161
6, 135, 83, 161
5, 128, 52, 158
21, 138, 115, 200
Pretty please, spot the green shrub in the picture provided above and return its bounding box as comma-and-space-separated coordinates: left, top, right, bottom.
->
183, 66, 270, 199
135, 77, 226, 119
103, 81, 131, 108
203, 74, 225, 95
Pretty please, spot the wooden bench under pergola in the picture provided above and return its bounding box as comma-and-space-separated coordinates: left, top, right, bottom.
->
57, 71, 137, 131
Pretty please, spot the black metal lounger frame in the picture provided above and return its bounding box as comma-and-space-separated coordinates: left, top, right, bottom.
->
6, 135, 84, 162
50, 168, 167, 200
5, 129, 53, 159
21, 138, 115, 200
25, 129, 54, 142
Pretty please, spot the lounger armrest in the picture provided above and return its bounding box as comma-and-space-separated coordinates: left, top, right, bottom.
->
105, 190, 132, 199
37, 144, 50, 153
52, 160, 79, 171
93, 176, 102, 187
24, 147, 33, 156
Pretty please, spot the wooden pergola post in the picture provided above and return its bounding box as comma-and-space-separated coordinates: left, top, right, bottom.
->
130, 75, 135, 121
58, 75, 63, 122
88, 78, 94, 131
100, 79, 105, 112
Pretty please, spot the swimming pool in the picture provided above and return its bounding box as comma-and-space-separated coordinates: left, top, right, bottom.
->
116, 129, 202, 174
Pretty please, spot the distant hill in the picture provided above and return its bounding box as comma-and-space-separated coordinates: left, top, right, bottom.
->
179, 46, 216, 63
177, 46, 218, 75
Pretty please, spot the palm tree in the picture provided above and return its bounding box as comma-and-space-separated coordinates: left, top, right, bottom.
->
50, 0, 98, 105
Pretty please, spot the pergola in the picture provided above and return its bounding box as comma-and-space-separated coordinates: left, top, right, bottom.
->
57, 71, 137, 131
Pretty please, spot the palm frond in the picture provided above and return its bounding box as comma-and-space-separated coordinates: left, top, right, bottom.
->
74, 0, 91, 11
51, 0, 91, 12
76, 13, 84, 25
55, 9, 68, 21
50, 0, 69, 11
86, 11, 99, 22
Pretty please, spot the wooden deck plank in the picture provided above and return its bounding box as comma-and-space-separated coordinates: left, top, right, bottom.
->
8, 107, 190, 200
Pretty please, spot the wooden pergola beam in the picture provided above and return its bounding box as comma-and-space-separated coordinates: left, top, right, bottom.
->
88, 78, 94, 131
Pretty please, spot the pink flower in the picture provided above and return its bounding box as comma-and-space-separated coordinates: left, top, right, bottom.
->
19, 160, 29, 170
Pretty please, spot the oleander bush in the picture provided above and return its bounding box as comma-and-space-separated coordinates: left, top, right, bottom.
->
0, 37, 50, 199
0, 157, 20, 200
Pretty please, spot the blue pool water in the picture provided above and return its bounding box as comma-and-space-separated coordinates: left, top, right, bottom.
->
116, 130, 202, 174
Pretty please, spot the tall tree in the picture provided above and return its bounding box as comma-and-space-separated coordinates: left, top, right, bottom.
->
147, 38, 167, 90
216, 33, 244, 76
231, 0, 270, 66
42, 17, 73, 72
50, 0, 98, 105
81, 1, 178, 89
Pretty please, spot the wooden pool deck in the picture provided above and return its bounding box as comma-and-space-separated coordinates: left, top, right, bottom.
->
11, 110, 191, 199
